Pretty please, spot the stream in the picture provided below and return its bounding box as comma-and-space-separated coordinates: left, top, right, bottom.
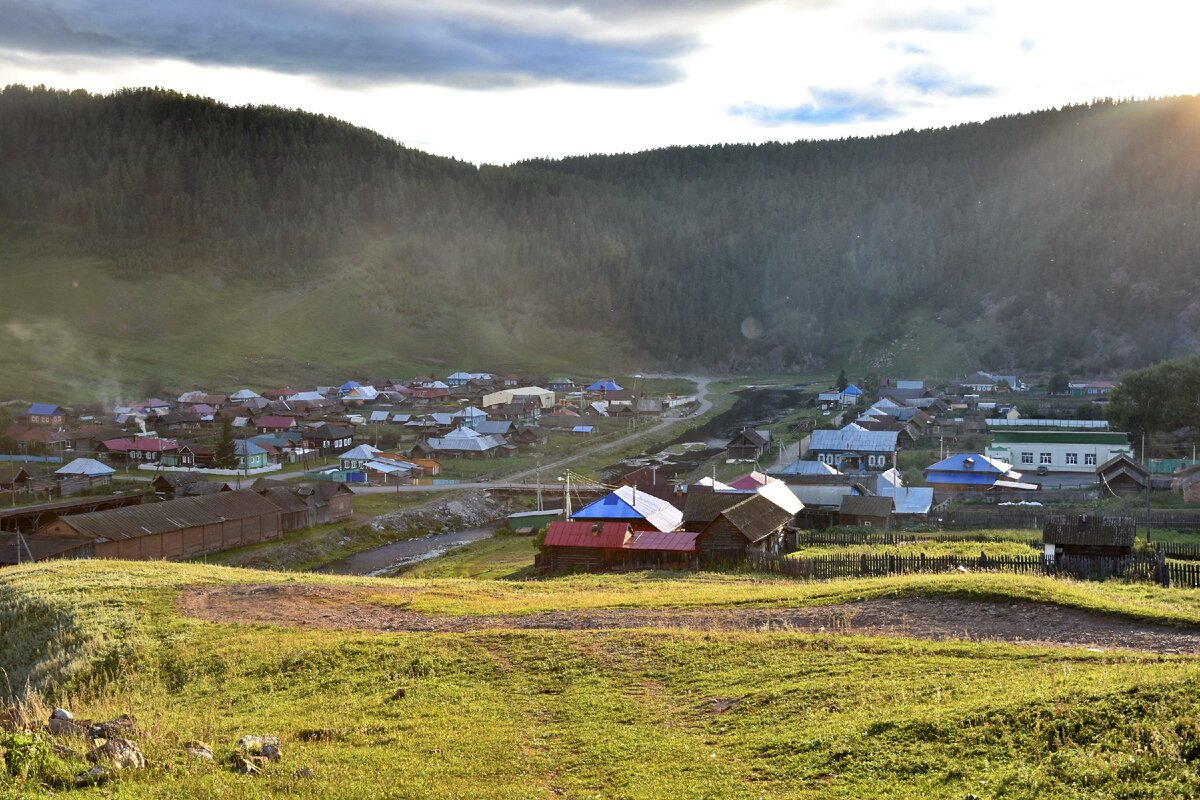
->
317, 522, 500, 577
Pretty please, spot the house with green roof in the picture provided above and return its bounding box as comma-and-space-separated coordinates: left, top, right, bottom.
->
986, 431, 1132, 475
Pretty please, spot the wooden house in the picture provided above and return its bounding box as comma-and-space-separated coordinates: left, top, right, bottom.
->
681, 490, 792, 563
26, 404, 67, 426
1176, 465, 1200, 504
537, 521, 699, 573
726, 428, 772, 461
570, 486, 683, 532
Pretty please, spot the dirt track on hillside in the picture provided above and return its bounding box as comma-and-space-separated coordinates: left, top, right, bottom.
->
177, 584, 1200, 654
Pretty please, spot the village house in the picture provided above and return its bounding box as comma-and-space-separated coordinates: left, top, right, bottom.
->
1042, 514, 1136, 560
412, 426, 514, 459
808, 425, 899, 472
1069, 380, 1116, 398
839, 495, 893, 528
923, 453, 1036, 493
99, 436, 178, 463
680, 490, 793, 563
255, 415, 298, 434
26, 403, 67, 426
537, 521, 700, 573
985, 431, 1133, 476
302, 423, 355, 455
571, 486, 683, 532
53, 458, 115, 487
726, 428, 772, 461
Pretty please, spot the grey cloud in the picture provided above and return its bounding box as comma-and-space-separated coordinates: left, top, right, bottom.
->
0, 0, 694, 87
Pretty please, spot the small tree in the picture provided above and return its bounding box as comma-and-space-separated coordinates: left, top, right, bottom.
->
836, 370, 848, 392
1048, 372, 1070, 395
863, 372, 881, 401
214, 418, 238, 469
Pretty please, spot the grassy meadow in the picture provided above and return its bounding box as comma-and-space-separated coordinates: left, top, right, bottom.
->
5, 560, 1200, 797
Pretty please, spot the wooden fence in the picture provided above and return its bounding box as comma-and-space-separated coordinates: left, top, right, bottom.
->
748, 551, 1184, 586
793, 530, 1039, 548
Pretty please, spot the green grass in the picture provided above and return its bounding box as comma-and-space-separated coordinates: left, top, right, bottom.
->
400, 535, 537, 579
10, 561, 1200, 797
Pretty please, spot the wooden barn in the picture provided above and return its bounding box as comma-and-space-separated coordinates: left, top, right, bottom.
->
256, 482, 355, 531
0, 532, 93, 566
37, 490, 283, 560
1097, 454, 1150, 497
1042, 514, 1136, 559
1178, 465, 1200, 504
537, 521, 699, 573
839, 495, 894, 529
681, 490, 793, 563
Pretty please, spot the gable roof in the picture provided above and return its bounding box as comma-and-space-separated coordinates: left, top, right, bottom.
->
55, 458, 115, 477
840, 495, 894, 518
810, 427, 899, 453
27, 403, 64, 416
339, 444, 381, 461
682, 490, 747, 525
719, 494, 794, 543
55, 490, 280, 541
774, 460, 839, 476
571, 486, 682, 532
924, 453, 1013, 475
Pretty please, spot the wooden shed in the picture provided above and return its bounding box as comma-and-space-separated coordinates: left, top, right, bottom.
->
1097, 454, 1150, 497
537, 521, 699, 573
37, 490, 282, 560
838, 495, 894, 529
1043, 514, 1136, 559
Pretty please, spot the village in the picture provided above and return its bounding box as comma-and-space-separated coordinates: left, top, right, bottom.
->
4, 367, 1200, 585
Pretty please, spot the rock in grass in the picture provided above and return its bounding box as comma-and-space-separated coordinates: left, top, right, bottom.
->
48, 716, 87, 737
89, 714, 138, 741
88, 737, 146, 770
293, 767, 315, 778
184, 741, 214, 760
238, 734, 281, 760
76, 765, 110, 785
51, 708, 75, 721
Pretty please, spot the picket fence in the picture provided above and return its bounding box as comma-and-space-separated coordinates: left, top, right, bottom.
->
748, 551, 1200, 588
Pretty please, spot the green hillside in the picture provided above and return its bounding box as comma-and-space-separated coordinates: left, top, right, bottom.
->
3, 86, 1200, 398
6, 561, 1200, 797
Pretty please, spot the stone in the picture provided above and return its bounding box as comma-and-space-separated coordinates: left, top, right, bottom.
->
51, 707, 75, 721
88, 737, 146, 770
90, 714, 138, 741
261, 743, 282, 762
237, 734, 280, 755
293, 767, 314, 779
76, 765, 109, 785
184, 741, 214, 760
49, 717, 86, 737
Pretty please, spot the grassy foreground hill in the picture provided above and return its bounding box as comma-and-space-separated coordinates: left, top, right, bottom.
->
6, 561, 1200, 797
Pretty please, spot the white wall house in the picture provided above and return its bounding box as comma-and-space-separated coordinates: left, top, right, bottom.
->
986, 431, 1132, 474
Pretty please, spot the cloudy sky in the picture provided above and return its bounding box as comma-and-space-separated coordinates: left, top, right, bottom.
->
1, 0, 1196, 164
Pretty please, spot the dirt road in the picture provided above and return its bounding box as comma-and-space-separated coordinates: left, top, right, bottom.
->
179, 584, 1200, 654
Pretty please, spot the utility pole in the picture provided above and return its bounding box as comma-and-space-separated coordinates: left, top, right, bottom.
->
535, 457, 542, 512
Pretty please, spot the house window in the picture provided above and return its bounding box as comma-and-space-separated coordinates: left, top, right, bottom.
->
1021, 452, 1033, 464
1040, 453, 1052, 465
1065, 453, 1078, 465
1085, 453, 1097, 466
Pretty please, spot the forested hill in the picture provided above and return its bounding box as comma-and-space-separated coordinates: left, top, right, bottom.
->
2, 86, 1199, 396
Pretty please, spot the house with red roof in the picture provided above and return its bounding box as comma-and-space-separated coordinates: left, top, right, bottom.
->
98, 436, 178, 463
538, 521, 699, 573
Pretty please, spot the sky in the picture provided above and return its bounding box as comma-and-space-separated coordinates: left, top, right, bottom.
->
0, 0, 1197, 164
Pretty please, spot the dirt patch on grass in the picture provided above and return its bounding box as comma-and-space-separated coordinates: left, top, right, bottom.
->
178, 584, 1200, 654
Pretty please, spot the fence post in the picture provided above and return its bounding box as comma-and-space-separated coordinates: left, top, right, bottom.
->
1159, 549, 1169, 588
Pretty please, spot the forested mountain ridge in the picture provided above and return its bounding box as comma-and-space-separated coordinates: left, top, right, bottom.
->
1, 85, 1199, 398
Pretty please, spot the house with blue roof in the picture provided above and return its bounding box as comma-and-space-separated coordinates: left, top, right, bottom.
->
586, 379, 624, 393
808, 424, 899, 472
26, 404, 67, 426
923, 453, 1036, 493
571, 486, 683, 532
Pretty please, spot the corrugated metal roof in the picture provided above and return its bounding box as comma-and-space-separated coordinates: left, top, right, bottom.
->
721, 494, 793, 543
55, 458, 115, 477
0, 533, 92, 565
339, 444, 381, 461
572, 486, 682, 532
879, 485, 934, 514
774, 460, 839, 476
840, 495, 893, 517
810, 427, 899, 453
627, 531, 698, 552
544, 521, 630, 549
924, 453, 1012, 475
57, 490, 280, 541
27, 403, 63, 416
